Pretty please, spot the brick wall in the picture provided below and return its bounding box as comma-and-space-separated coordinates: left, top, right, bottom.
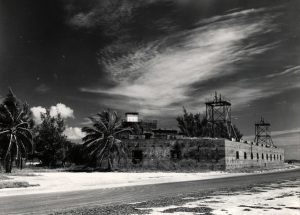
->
224, 140, 284, 169
119, 138, 284, 170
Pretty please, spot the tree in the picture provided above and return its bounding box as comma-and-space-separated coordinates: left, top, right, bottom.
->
232, 124, 243, 141
0, 89, 33, 173
82, 109, 131, 171
176, 107, 207, 137
66, 143, 89, 165
34, 110, 69, 167
176, 107, 243, 140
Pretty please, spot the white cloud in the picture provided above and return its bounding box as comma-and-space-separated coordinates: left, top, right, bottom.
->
31, 103, 74, 124
271, 128, 300, 137
50, 103, 74, 119
265, 65, 300, 78
30, 106, 47, 124
64, 127, 86, 140
67, 0, 142, 35
82, 8, 278, 116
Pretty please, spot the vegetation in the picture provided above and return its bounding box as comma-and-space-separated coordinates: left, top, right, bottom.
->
34, 110, 71, 167
0, 88, 245, 173
82, 110, 131, 171
176, 107, 243, 140
0, 181, 36, 189
0, 89, 33, 173
176, 107, 209, 137
66, 143, 89, 166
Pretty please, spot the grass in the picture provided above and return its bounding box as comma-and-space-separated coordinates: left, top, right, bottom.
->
0, 181, 38, 189
0, 175, 10, 180
0, 171, 39, 189
227, 163, 297, 173
162, 206, 213, 214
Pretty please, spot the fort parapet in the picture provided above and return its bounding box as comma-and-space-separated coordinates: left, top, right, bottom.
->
121, 138, 284, 170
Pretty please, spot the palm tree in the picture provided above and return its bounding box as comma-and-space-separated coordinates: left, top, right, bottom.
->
0, 89, 33, 173
82, 109, 131, 171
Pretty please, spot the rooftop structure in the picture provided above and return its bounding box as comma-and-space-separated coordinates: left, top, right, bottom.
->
205, 92, 237, 139
123, 112, 158, 135
254, 117, 274, 147
125, 112, 139, 122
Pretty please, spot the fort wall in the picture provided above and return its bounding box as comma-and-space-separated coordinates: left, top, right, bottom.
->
121, 138, 284, 170
224, 140, 284, 169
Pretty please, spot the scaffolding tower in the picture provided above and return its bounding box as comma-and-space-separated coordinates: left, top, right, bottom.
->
205, 92, 237, 139
254, 117, 274, 147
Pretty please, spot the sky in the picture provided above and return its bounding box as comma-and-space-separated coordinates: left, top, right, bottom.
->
0, 0, 299, 159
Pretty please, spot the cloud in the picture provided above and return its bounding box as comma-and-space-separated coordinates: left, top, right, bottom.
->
50, 103, 74, 119
31, 104, 83, 140
271, 128, 300, 137
64, 126, 86, 140
35, 83, 50, 93
265, 65, 300, 78
66, 0, 142, 36
30, 106, 47, 124
31, 103, 74, 124
82, 8, 279, 116
68, 11, 96, 28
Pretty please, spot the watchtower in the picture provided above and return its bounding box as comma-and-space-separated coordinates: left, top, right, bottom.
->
205, 92, 234, 138
254, 117, 274, 147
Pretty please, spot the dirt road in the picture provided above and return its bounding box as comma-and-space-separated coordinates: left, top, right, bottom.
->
0, 168, 299, 215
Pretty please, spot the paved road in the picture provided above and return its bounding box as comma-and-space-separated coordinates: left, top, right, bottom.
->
0, 168, 299, 215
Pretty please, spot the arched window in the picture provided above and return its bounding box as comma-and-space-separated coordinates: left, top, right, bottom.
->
266, 154, 268, 160
274, 154, 276, 160
280, 155, 282, 160
236, 151, 239, 159
251, 153, 253, 160
277, 154, 279, 160
257, 153, 259, 160
270, 154, 272, 161
244, 152, 247, 159
262, 153, 264, 159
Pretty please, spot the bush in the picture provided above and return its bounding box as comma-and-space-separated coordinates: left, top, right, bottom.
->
66, 144, 89, 165
177, 159, 198, 169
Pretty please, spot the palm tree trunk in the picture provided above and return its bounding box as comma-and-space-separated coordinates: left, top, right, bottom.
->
20, 158, 23, 170
5, 154, 12, 173
107, 156, 113, 171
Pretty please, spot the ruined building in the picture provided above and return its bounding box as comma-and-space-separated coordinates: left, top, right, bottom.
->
120, 94, 284, 170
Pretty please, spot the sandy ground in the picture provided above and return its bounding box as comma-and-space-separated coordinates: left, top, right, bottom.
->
0, 171, 248, 197
0, 165, 297, 197
134, 179, 300, 215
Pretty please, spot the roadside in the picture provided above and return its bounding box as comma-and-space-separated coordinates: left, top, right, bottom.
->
1, 169, 299, 215
0, 172, 38, 190
0, 164, 298, 197
51, 178, 300, 215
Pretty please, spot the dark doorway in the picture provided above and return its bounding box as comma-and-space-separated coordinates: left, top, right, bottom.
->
132, 149, 143, 164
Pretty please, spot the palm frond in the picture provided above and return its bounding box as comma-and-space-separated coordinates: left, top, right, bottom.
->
0, 130, 9, 135
90, 139, 108, 158
16, 122, 29, 129
83, 137, 103, 148
17, 131, 33, 151
81, 126, 102, 135
2, 105, 14, 122
113, 128, 132, 136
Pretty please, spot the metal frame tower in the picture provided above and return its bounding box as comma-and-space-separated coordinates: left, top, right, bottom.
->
205, 92, 234, 138
254, 117, 274, 147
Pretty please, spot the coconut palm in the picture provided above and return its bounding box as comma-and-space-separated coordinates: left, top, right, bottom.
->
82, 109, 131, 171
0, 89, 33, 173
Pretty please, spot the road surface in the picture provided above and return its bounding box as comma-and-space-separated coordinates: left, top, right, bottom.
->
0, 168, 299, 215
